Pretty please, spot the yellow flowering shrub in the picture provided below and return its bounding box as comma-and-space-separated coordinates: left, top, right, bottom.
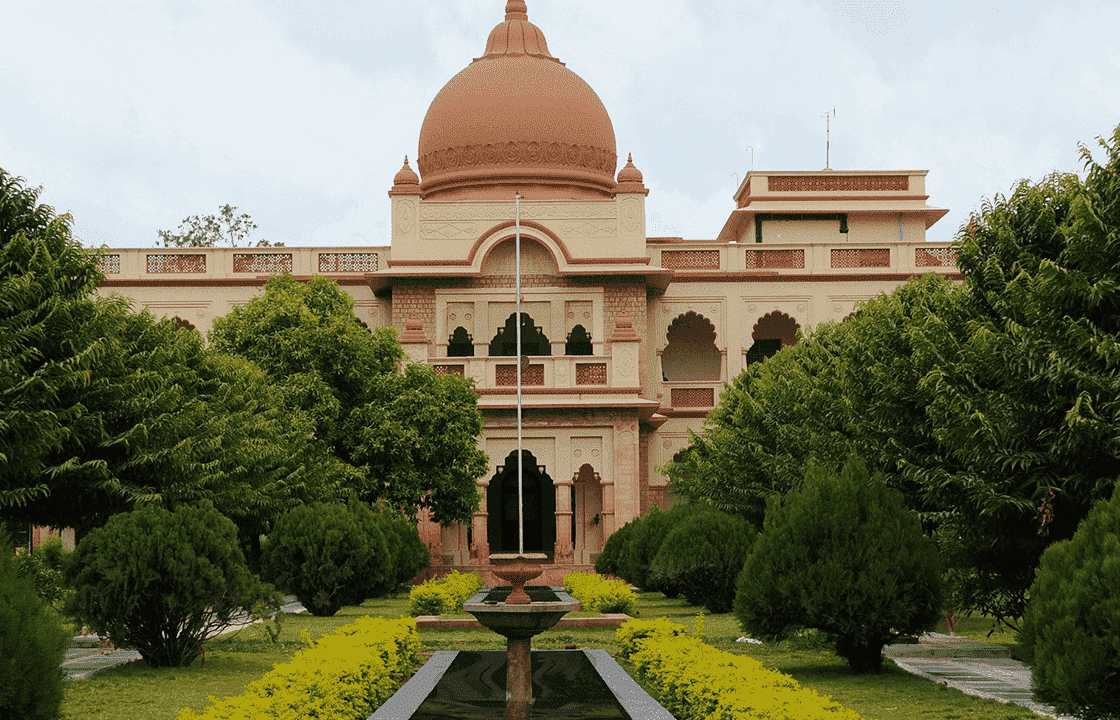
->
408, 570, 484, 616
176, 616, 420, 720
562, 572, 636, 614
617, 618, 864, 720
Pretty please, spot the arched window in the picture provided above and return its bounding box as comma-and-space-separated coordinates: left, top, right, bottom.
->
661, 312, 720, 381
745, 311, 800, 366
448, 326, 474, 357
565, 324, 593, 355
489, 313, 551, 357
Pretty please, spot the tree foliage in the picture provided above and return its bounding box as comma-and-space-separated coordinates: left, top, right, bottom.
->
157, 204, 281, 247
1, 167, 111, 515
734, 457, 944, 673
210, 273, 488, 524
65, 501, 277, 668
1020, 480, 1120, 720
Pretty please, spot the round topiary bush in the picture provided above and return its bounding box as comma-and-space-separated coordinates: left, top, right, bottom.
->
648, 509, 757, 614
734, 456, 944, 673
65, 501, 276, 668
262, 500, 392, 616
0, 535, 69, 720
595, 517, 637, 578
1020, 480, 1120, 720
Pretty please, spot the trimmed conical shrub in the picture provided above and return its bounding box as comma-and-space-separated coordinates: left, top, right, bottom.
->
734, 456, 943, 673
0, 536, 68, 720
1020, 480, 1120, 720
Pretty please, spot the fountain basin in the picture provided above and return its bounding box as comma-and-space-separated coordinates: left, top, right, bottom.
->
463, 586, 579, 639
368, 649, 675, 720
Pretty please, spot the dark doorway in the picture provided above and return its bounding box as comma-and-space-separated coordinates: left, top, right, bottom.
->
487, 450, 556, 557
448, 326, 475, 356
565, 324, 593, 355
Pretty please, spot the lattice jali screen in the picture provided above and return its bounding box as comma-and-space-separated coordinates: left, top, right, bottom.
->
318, 252, 378, 272
495, 364, 545, 386
576, 363, 608, 385
743, 249, 805, 269
233, 253, 293, 273
147, 254, 206, 273
831, 248, 891, 268
661, 250, 720, 270
434, 365, 465, 377
671, 387, 715, 408
768, 175, 909, 192
915, 247, 959, 267
96, 254, 120, 274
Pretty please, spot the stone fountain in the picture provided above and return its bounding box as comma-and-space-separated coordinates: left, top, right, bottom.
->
462, 553, 579, 719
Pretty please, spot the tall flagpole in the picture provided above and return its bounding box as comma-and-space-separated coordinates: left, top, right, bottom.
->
515, 192, 524, 556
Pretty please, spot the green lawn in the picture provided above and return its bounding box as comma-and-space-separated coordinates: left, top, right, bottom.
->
61, 592, 1041, 720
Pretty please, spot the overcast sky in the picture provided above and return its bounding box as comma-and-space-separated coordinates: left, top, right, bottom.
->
2, 0, 1118, 249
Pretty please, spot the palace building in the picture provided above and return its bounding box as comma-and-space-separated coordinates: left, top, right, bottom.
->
97, 0, 955, 583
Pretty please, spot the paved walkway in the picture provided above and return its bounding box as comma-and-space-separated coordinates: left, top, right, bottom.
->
884, 633, 1075, 719
63, 597, 306, 680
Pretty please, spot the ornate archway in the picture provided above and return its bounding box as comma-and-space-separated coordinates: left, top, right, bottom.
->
486, 450, 556, 556
745, 311, 800, 366
662, 311, 720, 381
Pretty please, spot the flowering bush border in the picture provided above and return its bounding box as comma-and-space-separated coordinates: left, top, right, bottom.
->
407, 570, 484, 616
176, 617, 420, 720
563, 572, 636, 614
617, 618, 864, 720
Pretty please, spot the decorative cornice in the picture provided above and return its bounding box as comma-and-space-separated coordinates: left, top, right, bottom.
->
667, 271, 964, 283
418, 142, 617, 179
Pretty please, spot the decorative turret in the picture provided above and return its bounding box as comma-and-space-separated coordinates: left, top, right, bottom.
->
615, 153, 648, 196
388, 156, 421, 196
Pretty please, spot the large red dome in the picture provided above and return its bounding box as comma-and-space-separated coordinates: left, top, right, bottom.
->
417, 1, 618, 200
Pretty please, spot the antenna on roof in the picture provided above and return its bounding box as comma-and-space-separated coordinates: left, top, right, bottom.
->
823, 107, 836, 169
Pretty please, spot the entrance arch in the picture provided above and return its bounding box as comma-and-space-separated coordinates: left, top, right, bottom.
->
486, 450, 556, 556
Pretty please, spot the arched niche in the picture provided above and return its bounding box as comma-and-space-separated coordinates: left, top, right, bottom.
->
565, 324, 593, 356
661, 311, 720, 381
486, 450, 556, 557
489, 312, 552, 357
745, 311, 800, 366
448, 326, 474, 357
480, 236, 559, 277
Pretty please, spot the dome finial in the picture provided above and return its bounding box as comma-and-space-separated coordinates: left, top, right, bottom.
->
506, 1, 528, 21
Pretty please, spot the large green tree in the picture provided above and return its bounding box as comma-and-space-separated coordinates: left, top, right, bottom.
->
210, 273, 488, 524
2, 169, 339, 543
1, 167, 118, 516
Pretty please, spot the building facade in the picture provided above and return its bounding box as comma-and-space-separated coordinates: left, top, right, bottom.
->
97, 1, 956, 583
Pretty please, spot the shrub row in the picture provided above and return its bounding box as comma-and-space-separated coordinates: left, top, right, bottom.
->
176, 616, 420, 720
408, 570, 484, 616
562, 572, 636, 615
617, 618, 864, 720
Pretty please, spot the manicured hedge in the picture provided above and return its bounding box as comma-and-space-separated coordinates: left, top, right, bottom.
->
563, 572, 636, 614
176, 616, 420, 720
617, 618, 864, 720
407, 570, 484, 616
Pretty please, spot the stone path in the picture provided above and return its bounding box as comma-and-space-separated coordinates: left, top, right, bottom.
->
62, 597, 306, 680
884, 633, 1076, 719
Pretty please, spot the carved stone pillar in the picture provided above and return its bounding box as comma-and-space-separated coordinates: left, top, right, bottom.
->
554, 479, 574, 565
471, 481, 490, 564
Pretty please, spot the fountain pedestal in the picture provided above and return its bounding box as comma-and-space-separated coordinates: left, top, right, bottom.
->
463, 553, 578, 719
